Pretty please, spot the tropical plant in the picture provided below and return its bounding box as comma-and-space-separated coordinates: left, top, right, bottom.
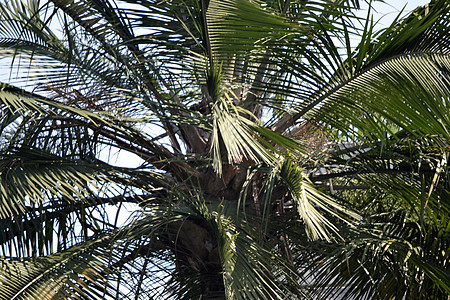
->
0, 0, 448, 298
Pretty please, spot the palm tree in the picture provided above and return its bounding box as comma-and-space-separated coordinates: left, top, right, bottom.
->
0, 0, 448, 298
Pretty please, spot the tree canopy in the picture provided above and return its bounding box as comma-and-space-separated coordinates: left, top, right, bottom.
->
0, 0, 448, 298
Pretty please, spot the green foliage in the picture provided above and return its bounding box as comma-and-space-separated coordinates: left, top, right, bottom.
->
0, 0, 448, 299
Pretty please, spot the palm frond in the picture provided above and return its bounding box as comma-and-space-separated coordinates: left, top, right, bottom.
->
0, 235, 116, 300
319, 53, 450, 141
299, 212, 450, 299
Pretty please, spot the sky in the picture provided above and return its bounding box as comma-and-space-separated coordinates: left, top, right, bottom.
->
363, 0, 430, 27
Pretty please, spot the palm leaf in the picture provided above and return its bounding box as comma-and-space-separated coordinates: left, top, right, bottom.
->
0, 235, 116, 299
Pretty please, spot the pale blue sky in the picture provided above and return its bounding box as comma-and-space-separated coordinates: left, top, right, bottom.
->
367, 0, 431, 27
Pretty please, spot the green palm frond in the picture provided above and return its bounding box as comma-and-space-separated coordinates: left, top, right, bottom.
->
0, 0, 66, 53
0, 148, 129, 217
299, 212, 450, 299
272, 0, 450, 133
0, 235, 115, 300
205, 0, 355, 112
319, 53, 450, 141
210, 96, 274, 173
0, 81, 114, 125
279, 156, 360, 241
